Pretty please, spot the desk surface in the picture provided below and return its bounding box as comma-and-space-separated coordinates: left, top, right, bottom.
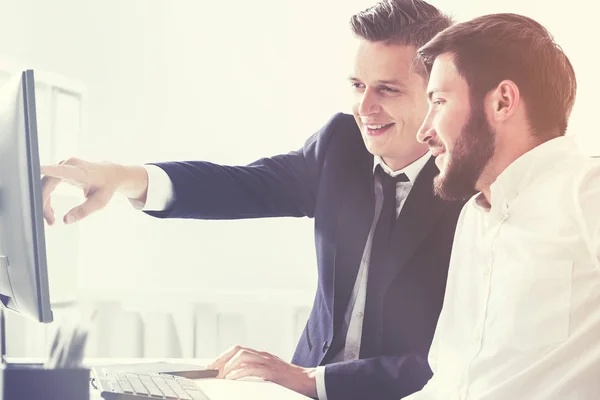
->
86, 358, 311, 400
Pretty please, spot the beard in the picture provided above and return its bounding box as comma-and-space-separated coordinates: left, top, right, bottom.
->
433, 102, 496, 201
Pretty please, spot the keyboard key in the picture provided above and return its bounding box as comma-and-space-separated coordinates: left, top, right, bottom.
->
141, 380, 165, 397
166, 379, 192, 400
107, 379, 122, 393
153, 378, 179, 399
127, 376, 149, 395
176, 378, 200, 391
117, 379, 135, 393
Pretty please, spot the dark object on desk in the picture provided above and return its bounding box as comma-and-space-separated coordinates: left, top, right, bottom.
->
0, 362, 90, 400
45, 307, 96, 369
163, 368, 219, 379
93, 369, 210, 400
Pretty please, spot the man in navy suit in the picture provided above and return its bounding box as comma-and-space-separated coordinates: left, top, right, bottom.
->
41, 1, 464, 399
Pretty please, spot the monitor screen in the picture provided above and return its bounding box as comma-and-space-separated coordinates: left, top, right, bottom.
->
0, 70, 52, 323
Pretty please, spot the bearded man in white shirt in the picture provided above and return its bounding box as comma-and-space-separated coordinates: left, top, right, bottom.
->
404, 12, 600, 400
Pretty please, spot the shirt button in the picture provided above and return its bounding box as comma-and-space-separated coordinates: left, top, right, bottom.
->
502, 202, 510, 219
348, 352, 357, 359
356, 312, 364, 318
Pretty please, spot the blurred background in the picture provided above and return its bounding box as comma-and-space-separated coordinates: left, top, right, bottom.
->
0, 0, 596, 362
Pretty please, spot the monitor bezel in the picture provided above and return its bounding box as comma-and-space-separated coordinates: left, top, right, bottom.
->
22, 70, 53, 323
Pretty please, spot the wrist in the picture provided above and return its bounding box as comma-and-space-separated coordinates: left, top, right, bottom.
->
115, 164, 149, 202
302, 367, 318, 398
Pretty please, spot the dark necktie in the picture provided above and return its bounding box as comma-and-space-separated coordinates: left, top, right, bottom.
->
329, 166, 410, 360
371, 166, 409, 244
358, 166, 409, 356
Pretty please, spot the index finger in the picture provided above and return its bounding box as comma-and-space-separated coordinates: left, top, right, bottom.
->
221, 349, 265, 379
41, 165, 87, 183
208, 345, 245, 370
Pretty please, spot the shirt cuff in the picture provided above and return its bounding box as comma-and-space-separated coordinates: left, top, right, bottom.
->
129, 164, 175, 211
315, 365, 328, 400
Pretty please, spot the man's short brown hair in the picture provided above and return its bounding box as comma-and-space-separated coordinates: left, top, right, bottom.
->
350, 0, 453, 77
418, 13, 577, 137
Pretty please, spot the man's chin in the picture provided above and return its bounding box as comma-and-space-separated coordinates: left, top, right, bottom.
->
363, 141, 387, 158
433, 174, 475, 202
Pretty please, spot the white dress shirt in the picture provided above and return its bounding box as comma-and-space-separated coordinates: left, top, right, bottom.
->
404, 136, 600, 400
137, 164, 176, 211
138, 152, 431, 400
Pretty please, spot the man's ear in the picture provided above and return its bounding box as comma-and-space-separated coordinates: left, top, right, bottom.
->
489, 80, 520, 122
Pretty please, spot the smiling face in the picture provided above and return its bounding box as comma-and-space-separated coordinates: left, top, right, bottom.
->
350, 40, 430, 170
417, 53, 495, 201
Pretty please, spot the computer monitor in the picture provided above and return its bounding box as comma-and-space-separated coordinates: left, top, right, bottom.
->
0, 70, 53, 329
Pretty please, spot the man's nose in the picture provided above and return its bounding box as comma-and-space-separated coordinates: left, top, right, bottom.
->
358, 88, 381, 116
417, 112, 435, 144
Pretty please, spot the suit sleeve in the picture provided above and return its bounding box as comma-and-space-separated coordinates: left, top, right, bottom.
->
143, 113, 348, 220
324, 353, 432, 400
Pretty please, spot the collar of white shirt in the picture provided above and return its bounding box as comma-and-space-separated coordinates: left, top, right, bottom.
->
473, 136, 580, 216
373, 152, 431, 182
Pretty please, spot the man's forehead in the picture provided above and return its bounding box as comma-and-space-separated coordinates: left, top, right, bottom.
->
351, 39, 424, 84
427, 53, 461, 92
353, 39, 417, 63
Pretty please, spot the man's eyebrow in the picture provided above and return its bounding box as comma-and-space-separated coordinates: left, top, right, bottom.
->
377, 79, 403, 85
427, 89, 446, 100
348, 77, 408, 89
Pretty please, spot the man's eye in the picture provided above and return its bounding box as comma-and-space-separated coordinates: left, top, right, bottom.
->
382, 87, 400, 93
433, 99, 445, 106
351, 82, 364, 89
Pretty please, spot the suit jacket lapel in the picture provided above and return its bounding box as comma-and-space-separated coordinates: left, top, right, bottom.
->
332, 153, 375, 331
383, 157, 449, 293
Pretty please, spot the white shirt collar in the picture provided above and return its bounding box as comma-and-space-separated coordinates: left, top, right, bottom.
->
373, 151, 431, 183
473, 136, 580, 214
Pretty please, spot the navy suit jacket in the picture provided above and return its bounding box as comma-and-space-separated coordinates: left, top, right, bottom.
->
145, 113, 464, 399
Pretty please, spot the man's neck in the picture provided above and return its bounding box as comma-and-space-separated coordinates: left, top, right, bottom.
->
382, 149, 428, 172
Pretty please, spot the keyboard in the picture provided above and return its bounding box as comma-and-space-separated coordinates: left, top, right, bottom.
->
92, 369, 211, 400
